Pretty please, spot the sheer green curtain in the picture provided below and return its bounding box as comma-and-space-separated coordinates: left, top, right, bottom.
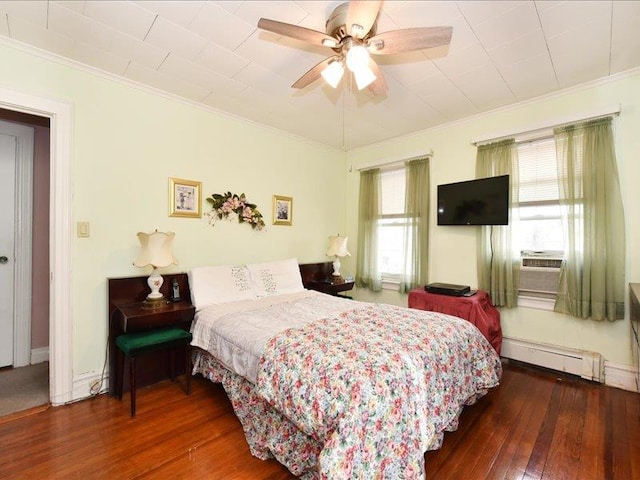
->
356, 168, 382, 291
399, 157, 430, 293
554, 117, 625, 321
475, 139, 520, 307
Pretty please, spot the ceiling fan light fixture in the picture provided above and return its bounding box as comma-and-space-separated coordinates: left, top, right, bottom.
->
321, 38, 338, 48
256, 2, 453, 97
353, 65, 376, 90
321, 60, 345, 88
345, 44, 370, 72
350, 24, 364, 37
368, 39, 384, 51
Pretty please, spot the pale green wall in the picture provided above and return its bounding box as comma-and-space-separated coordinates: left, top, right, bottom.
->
2, 38, 639, 379
344, 70, 640, 366
0, 44, 346, 377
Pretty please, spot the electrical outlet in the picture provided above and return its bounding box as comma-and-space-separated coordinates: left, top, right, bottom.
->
90, 379, 101, 394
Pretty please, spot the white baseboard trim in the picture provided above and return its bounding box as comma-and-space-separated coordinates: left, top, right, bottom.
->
58, 339, 640, 402
603, 361, 639, 393
69, 371, 109, 404
31, 347, 49, 364
502, 337, 639, 392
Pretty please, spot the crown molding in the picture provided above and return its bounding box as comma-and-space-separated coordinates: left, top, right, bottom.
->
3, 34, 639, 155
352, 66, 640, 152
0, 36, 344, 154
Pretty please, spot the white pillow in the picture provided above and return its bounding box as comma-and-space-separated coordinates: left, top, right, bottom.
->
247, 258, 305, 297
188, 264, 257, 310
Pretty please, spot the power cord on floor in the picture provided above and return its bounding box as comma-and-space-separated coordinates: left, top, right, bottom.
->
90, 310, 113, 397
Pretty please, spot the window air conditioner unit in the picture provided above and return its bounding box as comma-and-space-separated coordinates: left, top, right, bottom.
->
519, 251, 563, 296
521, 257, 563, 269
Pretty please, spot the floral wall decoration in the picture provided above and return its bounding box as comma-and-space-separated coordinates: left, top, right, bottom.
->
206, 191, 266, 230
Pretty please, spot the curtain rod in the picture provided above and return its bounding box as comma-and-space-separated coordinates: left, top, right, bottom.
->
353, 149, 434, 172
470, 104, 621, 146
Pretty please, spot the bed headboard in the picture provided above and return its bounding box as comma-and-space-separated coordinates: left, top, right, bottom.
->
299, 262, 334, 288
108, 262, 331, 311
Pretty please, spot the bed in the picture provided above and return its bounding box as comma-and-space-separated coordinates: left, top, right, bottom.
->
188, 258, 502, 479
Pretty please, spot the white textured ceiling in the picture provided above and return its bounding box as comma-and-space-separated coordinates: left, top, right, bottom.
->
1, 1, 639, 150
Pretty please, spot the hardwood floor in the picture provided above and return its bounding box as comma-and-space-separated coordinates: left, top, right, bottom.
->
425, 361, 640, 480
0, 361, 638, 479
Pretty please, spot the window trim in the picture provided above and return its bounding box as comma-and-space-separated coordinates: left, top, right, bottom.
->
518, 295, 556, 311
381, 278, 401, 290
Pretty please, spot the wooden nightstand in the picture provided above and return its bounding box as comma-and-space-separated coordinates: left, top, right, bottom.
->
108, 274, 195, 397
109, 300, 195, 397
309, 277, 355, 298
630, 283, 640, 391
114, 300, 195, 334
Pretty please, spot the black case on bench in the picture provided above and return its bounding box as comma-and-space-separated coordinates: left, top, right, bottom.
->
425, 282, 471, 296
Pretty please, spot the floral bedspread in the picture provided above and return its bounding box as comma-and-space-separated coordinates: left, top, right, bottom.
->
194, 302, 501, 479
194, 353, 323, 477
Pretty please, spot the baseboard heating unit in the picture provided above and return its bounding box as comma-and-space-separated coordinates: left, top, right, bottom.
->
501, 338, 604, 382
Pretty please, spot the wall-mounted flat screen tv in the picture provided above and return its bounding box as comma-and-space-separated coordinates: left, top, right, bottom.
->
437, 175, 509, 226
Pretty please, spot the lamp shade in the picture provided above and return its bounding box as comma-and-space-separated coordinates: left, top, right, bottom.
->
133, 230, 177, 268
326, 235, 351, 258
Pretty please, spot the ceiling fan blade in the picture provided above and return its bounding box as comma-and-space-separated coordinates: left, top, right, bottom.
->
346, 0, 382, 39
258, 18, 337, 48
292, 56, 340, 89
368, 26, 453, 55
367, 59, 388, 96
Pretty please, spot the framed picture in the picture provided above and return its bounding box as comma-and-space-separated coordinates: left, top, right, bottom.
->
272, 195, 293, 226
169, 177, 202, 218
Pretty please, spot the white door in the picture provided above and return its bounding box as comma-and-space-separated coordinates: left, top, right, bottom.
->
0, 132, 16, 367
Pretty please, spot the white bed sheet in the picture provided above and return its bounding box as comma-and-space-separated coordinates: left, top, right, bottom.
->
191, 289, 364, 384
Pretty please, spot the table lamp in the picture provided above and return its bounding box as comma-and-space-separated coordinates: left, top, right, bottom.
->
326, 234, 350, 278
133, 230, 177, 308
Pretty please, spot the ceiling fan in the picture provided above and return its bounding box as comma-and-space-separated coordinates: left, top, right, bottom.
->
257, 1, 453, 96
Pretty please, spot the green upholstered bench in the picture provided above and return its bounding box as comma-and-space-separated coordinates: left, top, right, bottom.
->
116, 327, 192, 417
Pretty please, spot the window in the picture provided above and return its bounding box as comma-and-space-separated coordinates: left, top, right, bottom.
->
515, 137, 565, 308
377, 168, 411, 284
477, 118, 621, 317
357, 158, 429, 293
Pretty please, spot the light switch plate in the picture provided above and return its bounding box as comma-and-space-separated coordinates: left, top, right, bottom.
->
77, 222, 90, 238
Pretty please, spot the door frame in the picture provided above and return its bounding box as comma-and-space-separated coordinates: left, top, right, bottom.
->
0, 119, 34, 368
0, 87, 73, 406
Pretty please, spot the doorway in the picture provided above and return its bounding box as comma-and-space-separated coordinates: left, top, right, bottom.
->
0, 87, 73, 406
0, 127, 19, 368
0, 111, 50, 415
